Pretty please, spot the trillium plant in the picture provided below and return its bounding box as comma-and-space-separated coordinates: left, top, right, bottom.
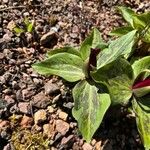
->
32, 7, 150, 149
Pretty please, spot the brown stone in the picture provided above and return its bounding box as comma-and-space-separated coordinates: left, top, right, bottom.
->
56, 119, 69, 135
20, 115, 33, 128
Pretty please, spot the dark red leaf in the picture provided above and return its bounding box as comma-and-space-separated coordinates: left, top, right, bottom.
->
132, 79, 150, 89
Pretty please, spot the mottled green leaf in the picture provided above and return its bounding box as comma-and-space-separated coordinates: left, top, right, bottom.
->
109, 26, 133, 36
132, 12, 150, 43
97, 30, 137, 69
132, 96, 150, 150
32, 53, 85, 82
72, 80, 111, 142
132, 56, 150, 79
133, 86, 150, 98
117, 6, 135, 27
132, 12, 150, 30
91, 58, 134, 105
80, 28, 105, 60
46, 46, 81, 58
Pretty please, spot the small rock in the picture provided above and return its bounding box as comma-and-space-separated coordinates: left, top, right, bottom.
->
40, 31, 58, 48
4, 95, 15, 107
52, 94, 61, 103
32, 91, 50, 109
22, 88, 35, 101
3, 0, 9, 4
43, 123, 55, 138
18, 102, 31, 114
63, 102, 73, 109
61, 135, 74, 145
20, 115, 33, 128
7, 20, 16, 31
3, 143, 12, 150
91, 139, 96, 146
3, 34, 12, 43
47, 106, 55, 113
32, 124, 42, 131
0, 120, 10, 129
95, 141, 102, 150
82, 143, 93, 150
44, 81, 60, 95
58, 111, 68, 121
56, 119, 69, 135
10, 104, 19, 114
0, 53, 5, 59
70, 33, 78, 39
34, 109, 47, 125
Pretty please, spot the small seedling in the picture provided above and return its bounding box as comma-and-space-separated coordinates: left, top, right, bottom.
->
13, 18, 34, 36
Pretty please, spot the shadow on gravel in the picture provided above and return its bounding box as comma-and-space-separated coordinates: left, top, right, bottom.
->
94, 106, 144, 150
0, 137, 8, 149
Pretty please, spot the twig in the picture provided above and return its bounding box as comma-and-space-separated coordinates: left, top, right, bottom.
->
0, 4, 43, 12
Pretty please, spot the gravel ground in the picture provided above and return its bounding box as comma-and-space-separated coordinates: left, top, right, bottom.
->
0, 0, 150, 150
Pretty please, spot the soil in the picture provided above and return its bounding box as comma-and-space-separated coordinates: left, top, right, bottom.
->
0, 0, 150, 150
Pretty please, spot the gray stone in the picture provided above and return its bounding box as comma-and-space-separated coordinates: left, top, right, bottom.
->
44, 81, 60, 95
32, 91, 50, 108
18, 102, 31, 114
40, 31, 58, 48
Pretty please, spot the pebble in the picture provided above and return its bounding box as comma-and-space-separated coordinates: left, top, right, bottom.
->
0, 53, 5, 59
43, 123, 55, 138
2, 0, 9, 4
18, 102, 31, 114
40, 31, 58, 48
61, 135, 74, 145
95, 141, 102, 150
47, 106, 55, 113
3, 34, 12, 43
3, 143, 12, 150
0, 120, 10, 129
34, 109, 47, 125
82, 143, 93, 150
44, 81, 60, 95
58, 111, 68, 121
7, 20, 16, 31
20, 115, 33, 128
56, 119, 69, 135
32, 91, 50, 109
4, 95, 15, 107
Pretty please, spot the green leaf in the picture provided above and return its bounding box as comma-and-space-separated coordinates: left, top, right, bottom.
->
32, 53, 85, 82
91, 58, 134, 105
109, 26, 133, 36
132, 56, 150, 79
97, 30, 137, 69
13, 27, 25, 35
24, 18, 34, 32
133, 86, 150, 97
72, 80, 111, 142
80, 28, 105, 61
27, 23, 34, 32
132, 12, 150, 30
117, 6, 135, 27
46, 46, 81, 58
132, 12, 150, 43
132, 96, 150, 150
